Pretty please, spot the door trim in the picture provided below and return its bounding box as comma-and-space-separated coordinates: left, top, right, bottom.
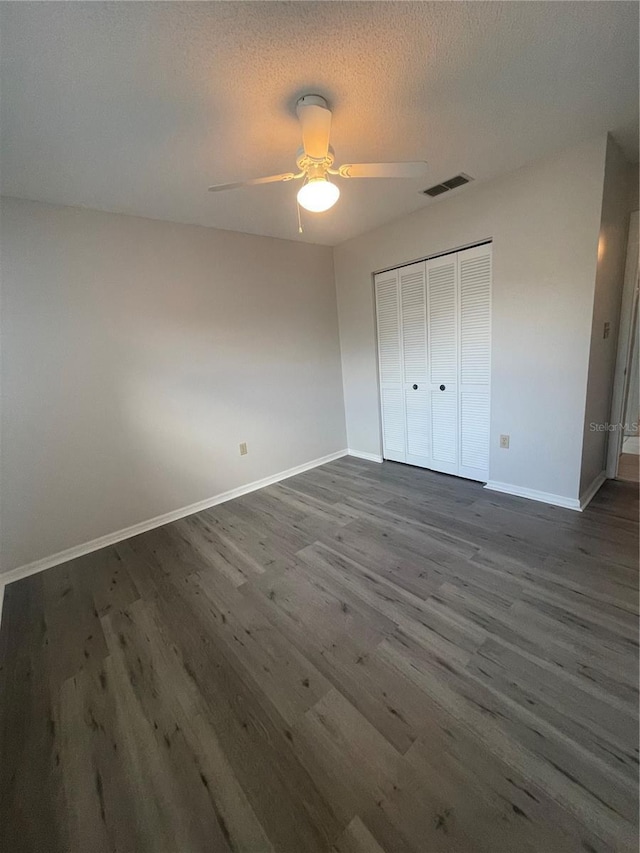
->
607, 210, 639, 478
372, 238, 492, 277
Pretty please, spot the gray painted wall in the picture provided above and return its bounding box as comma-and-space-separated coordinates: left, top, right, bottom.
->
1, 199, 346, 572
2, 134, 631, 573
333, 136, 608, 501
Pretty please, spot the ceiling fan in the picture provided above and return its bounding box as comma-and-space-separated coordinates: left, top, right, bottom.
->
208, 94, 428, 216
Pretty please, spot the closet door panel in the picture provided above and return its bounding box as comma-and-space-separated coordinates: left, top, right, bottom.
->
375, 271, 406, 462
376, 272, 402, 385
431, 394, 457, 465
381, 389, 406, 457
459, 249, 491, 385
427, 256, 458, 474
427, 259, 457, 385
400, 263, 430, 467
400, 264, 428, 385
458, 245, 492, 480
405, 391, 430, 459
460, 392, 490, 471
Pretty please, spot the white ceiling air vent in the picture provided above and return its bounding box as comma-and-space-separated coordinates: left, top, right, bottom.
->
423, 173, 473, 197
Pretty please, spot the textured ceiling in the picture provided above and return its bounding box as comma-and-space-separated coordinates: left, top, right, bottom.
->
1, 2, 638, 246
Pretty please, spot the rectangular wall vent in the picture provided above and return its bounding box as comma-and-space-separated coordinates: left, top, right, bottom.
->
424, 183, 449, 197
423, 173, 473, 197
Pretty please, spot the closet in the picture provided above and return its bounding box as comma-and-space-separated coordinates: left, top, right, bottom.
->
375, 243, 491, 482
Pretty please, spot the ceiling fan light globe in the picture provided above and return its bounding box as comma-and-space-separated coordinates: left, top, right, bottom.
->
297, 178, 340, 213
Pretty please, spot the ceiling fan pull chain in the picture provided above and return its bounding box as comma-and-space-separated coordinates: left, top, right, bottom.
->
297, 201, 304, 234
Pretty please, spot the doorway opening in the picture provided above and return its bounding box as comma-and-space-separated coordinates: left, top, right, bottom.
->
618, 288, 639, 482
609, 210, 639, 483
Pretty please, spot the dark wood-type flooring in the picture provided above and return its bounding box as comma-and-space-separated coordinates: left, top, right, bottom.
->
1, 457, 638, 852
618, 452, 640, 483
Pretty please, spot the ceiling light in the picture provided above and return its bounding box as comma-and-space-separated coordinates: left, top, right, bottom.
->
297, 177, 340, 213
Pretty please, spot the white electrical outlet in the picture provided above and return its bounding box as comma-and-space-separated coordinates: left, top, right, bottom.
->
499, 434, 510, 449
239, 442, 248, 456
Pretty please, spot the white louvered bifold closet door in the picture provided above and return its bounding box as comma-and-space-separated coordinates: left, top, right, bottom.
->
400, 263, 430, 467
375, 269, 406, 462
457, 244, 492, 480
375, 245, 491, 482
426, 255, 459, 475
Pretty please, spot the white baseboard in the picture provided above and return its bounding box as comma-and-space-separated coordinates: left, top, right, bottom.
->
0, 449, 349, 594
483, 480, 581, 511
579, 470, 607, 511
347, 449, 384, 463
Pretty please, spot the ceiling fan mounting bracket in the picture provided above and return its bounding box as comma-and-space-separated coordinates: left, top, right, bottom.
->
296, 94, 329, 113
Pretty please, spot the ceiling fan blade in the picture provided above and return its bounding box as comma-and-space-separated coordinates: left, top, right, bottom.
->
208, 173, 297, 192
298, 102, 332, 160
337, 162, 428, 179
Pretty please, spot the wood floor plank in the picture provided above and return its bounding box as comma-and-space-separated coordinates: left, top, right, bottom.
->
148, 569, 344, 851
378, 634, 638, 851
432, 580, 639, 707
465, 641, 638, 782
394, 700, 614, 853
331, 816, 387, 853
291, 688, 405, 826
0, 458, 637, 852
298, 542, 477, 668
0, 577, 69, 853
109, 598, 277, 853
55, 664, 150, 853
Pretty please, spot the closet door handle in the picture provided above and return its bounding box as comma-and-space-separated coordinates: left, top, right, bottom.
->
439, 384, 446, 391
412, 384, 418, 390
